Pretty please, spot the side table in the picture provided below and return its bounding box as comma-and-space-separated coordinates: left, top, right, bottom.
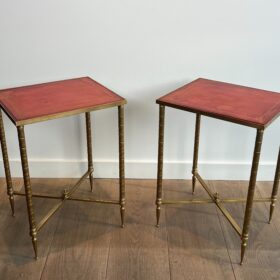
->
156, 78, 280, 264
0, 77, 126, 259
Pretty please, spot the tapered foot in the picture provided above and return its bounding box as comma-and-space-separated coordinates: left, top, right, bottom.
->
269, 203, 275, 224
120, 204, 125, 228
9, 195, 15, 217
240, 238, 247, 265
156, 206, 161, 227
192, 175, 196, 194
89, 172, 94, 192
32, 237, 38, 260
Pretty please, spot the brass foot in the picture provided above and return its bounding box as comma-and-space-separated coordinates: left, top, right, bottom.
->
240, 237, 247, 265
120, 202, 125, 228
156, 206, 161, 227
120, 214, 124, 228
269, 203, 274, 224
32, 237, 38, 260
89, 173, 94, 192
192, 175, 196, 194
9, 196, 15, 217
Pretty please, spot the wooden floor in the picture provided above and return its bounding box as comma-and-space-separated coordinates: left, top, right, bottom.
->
0, 178, 279, 280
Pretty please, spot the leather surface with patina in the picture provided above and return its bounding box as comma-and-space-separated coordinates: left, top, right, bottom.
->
157, 78, 280, 128
0, 77, 125, 125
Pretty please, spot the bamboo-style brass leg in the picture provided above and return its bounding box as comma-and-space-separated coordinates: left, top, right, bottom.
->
156, 105, 165, 227
240, 128, 264, 265
192, 114, 201, 194
269, 147, 280, 224
0, 111, 15, 216
86, 112, 94, 192
118, 106, 125, 228
17, 126, 38, 260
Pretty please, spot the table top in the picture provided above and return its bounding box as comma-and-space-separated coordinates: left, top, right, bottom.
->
0, 77, 126, 126
157, 78, 280, 129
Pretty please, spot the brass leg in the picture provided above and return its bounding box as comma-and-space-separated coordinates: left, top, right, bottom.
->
86, 112, 94, 192
269, 147, 280, 223
192, 114, 201, 194
156, 105, 165, 227
118, 106, 125, 228
240, 128, 264, 265
17, 126, 38, 259
0, 110, 15, 216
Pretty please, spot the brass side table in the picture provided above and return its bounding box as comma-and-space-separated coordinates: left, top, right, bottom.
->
155, 78, 280, 264
0, 77, 126, 259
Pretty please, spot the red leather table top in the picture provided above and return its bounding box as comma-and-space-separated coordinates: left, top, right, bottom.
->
0, 77, 126, 126
157, 78, 280, 129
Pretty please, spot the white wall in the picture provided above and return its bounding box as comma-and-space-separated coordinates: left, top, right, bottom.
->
0, 0, 279, 180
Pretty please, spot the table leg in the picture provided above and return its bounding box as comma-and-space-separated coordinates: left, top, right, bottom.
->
118, 106, 125, 228
17, 126, 38, 259
0, 110, 15, 216
156, 105, 165, 227
240, 128, 264, 265
86, 112, 94, 192
269, 147, 280, 223
192, 114, 201, 194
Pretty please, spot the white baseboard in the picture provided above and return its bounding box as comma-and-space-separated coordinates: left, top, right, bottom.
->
0, 159, 276, 180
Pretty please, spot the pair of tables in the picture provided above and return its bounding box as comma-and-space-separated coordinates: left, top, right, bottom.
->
0, 77, 279, 265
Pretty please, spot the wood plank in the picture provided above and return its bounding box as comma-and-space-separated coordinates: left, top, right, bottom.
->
0, 178, 69, 280
106, 179, 170, 280
210, 180, 280, 280
41, 179, 117, 280
165, 179, 234, 280
2, 178, 280, 280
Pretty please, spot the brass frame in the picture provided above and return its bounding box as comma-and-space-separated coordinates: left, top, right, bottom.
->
156, 105, 165, 227
118, 106, 126, 227
6, 99, 126, 126
192, 114, 200, 194
0, 111, 15, 216
0, 107, 126, 259
240, 128, 263, 264
156, 106, 279, 265
17, 125, 38, 259
269, 147, 280, 223
86, 112, 94, 192
156, 99, 279, 129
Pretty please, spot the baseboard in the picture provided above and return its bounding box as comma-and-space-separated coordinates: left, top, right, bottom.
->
0, 159, 276, 180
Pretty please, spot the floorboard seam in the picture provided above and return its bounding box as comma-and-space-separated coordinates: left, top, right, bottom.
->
104, 228, 112, 280
209, 180, 237, 280
165, 208, 172, 280
216, 206, 237, 280
39, 203, 63, 280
